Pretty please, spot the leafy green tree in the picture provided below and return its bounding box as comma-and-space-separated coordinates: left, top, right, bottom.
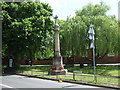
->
2, 1, 54, 61
118, 21, 120, 54
60, 2, 118, 61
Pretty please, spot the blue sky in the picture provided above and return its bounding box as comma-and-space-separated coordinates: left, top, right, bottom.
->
40, 0, 119, 20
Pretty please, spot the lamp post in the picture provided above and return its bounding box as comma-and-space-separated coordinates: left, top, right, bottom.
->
48, 15, 67, 75
88, 24, 97, 81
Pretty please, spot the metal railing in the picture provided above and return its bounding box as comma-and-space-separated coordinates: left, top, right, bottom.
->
15, 69, 119, 88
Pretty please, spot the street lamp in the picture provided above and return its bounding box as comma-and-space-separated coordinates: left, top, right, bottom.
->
88, 24, 97, 81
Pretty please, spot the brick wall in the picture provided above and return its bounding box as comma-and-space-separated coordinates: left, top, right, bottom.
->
17, 59, 52, 65
2, 54, 120, 65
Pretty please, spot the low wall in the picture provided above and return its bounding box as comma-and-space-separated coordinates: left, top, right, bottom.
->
2, 54, 120, 65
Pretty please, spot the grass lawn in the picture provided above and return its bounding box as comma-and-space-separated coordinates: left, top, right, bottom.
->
16, 65, 119, 88
65, 65, 120, 76
19, 65, 119, 76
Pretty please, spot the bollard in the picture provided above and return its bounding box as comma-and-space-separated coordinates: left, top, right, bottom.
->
58, 76, 63, 82
31, 70, 33, 76
43, 71, 44, 77
2, 69, 4, 74
73, 73, 75, 81
73, 71, 82, 81
56, 72, 59, 79
22, 69, 23, 74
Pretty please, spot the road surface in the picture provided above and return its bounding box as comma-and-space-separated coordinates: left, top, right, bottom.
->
0, 74, 110, 89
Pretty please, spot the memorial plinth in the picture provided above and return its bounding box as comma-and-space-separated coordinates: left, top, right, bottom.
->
48, 15, 67, 75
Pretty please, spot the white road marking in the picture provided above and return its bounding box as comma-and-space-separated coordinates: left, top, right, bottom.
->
0, 84, 13, 88
0, 84, 20, 90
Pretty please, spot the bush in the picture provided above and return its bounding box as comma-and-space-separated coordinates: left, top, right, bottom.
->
13, 62, 20, 70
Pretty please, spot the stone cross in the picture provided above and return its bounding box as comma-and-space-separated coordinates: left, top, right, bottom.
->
48, 15, 67, 75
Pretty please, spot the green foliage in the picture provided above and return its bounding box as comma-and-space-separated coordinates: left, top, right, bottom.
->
75, 2, 110, 16
118, 21, 120, 53
60, 2, 118, 58
2, 1, 54, 60
13, 62, 20, 69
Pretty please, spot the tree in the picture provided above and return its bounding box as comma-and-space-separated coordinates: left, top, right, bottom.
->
2, 1, 54, 61
118, 21, 120, 54
60, 2, 118, 61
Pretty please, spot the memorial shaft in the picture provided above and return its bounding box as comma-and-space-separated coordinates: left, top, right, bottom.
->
48, 15, 67, 75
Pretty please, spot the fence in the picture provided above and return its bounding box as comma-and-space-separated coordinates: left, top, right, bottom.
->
15, 67, 119, 88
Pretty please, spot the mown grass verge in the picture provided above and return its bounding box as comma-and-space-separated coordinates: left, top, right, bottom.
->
15, 65, 120, 88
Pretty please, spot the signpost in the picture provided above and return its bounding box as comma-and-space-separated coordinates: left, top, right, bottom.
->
88, 24, 97, 81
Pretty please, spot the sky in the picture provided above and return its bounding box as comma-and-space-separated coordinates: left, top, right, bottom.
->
40, 0, 119, 20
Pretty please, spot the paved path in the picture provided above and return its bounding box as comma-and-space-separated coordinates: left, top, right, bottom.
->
0, 74, 104, 89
